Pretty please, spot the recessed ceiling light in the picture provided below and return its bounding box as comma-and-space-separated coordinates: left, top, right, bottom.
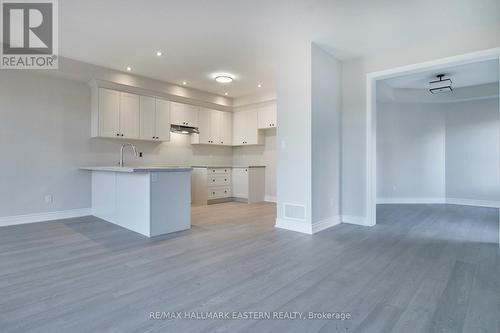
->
257, 84, 262, 88
182, 81, 187, 85
215, 75, 233, 83
126, 66, 132, 71
156, 51, 163, 56
224, 92, 228, 96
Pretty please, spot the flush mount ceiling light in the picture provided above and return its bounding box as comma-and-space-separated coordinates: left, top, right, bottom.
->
215, 75, 233, 83
182, 81, 187, 85
257, 84, 262, 88
156, 51, 163, 56
429, 74, 452, 94
211, 72, 235, 84
224, 92, 228, 96
126, 66, 132, 71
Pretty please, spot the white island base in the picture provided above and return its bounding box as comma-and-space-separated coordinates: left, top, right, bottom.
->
82, 167, 192, 237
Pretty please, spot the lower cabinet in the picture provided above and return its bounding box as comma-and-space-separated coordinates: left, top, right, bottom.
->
191, 167, 265, 205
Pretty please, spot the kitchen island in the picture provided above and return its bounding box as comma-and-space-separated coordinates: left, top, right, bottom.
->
81, 166, 192, 237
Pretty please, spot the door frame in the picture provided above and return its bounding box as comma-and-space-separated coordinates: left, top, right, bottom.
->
365, 47, 500, 242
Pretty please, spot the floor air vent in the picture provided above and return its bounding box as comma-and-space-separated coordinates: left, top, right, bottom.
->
283, 203, 306, 221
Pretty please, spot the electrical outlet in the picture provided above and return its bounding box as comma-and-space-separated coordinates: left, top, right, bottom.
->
44, 195, 53, 204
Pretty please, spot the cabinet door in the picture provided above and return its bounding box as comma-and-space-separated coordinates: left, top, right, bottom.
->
258, 104, 277, 129
197, 108, 212, 144
232, 111, 246, 145
140, 96, 156, 140
119, 92, 140, 138
170, 102, 199, 127
98, 88, 120, 137
155, 98, 171, 141
184, 105, 199, 127
219, 111, 232, 145
245, 110, 259, 144
210, 110, 221, 144
232, 168, 248, 199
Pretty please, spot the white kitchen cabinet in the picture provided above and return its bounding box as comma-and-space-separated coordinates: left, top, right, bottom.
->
140, 96, 170, 141
219, 111, 232, 145
97, 88, 120, 138
119, 92, 140, 139
155, 99, 171, 141
232, 110, 263, 146
170, 102, 199, 127
257, 103, 277, 129
191, 166, 265, 205
140, 96, 156, 140
195, 108, 219, 144
192, 109, 232, 145
95, 88, 140, 139
231, 167, 248, 199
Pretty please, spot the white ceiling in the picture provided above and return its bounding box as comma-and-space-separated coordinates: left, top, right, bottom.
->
59, 0, 500, 97
383, 60, 499, 89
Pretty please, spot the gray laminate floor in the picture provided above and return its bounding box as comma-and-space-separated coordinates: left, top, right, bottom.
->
0, 203, 498, 333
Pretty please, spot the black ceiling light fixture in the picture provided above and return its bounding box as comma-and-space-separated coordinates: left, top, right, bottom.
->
429, 74, 453, 94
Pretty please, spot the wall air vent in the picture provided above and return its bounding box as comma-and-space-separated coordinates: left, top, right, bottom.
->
429, 74, 452, 94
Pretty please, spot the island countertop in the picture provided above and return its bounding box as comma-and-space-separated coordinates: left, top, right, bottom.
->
191, 165, 265, 168
80, 166, 192, 173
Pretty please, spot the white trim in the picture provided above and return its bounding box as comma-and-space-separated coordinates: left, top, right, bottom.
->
377, 197, 500, 208
377, 197, 446, 204
311, 216, 341, 233
341, 215, 372, 227
265, 195, 277, 203
0, 208, 92, 227
275, 217, 312, 234
446, 198, 500, 208
366, 47, 500, 228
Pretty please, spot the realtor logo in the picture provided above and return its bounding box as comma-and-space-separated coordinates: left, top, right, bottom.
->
1, 0, 58, 69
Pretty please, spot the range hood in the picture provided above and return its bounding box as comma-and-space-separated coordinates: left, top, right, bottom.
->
170, 124, 200, 135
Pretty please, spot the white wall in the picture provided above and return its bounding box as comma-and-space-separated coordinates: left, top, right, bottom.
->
445, 98, 500, 203
275, 40, 312, 230
0, 71, 233, 218
311, 44, 342, 224
377, 103, 446, 201
341, 26, 500, 223
275, 42, 342, 233
376, 98, 499, 206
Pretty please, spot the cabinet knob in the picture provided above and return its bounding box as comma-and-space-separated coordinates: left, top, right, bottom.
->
121, 134, 124, 137
213, 179, 215, 182
116, 133, 120, 136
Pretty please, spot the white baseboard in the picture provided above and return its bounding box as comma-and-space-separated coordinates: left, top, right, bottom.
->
0, 208, 92, 227
275, 217, 312, 234
265, 195, 277, 203
377, 197, 446, 204
312, 215, 341, 233
377, 197, 500, 208
342, 215, 373, 227
276, 215, 342, 234
445, 198, 500, 208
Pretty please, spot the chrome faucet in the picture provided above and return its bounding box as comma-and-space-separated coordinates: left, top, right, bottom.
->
119, 143, 138, 167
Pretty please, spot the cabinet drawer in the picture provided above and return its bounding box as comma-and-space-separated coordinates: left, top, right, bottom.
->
208, 187, 231, 199
207, 168, 231, 175
207, 175, 231, 186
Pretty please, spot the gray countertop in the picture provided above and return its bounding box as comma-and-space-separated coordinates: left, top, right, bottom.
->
80, 166, 192, 173
192, 165, 265, 168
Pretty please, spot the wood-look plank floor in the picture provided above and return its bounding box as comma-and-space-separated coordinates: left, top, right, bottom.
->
0, 203, 498, 333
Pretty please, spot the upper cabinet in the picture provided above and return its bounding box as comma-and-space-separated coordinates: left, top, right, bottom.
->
140, 96, 171, 141
232, 110, 263, 146
92, 86, 170, 142
94, 88, 140, 139
257, 103, 277, 129
170, 102, 199, 127
192, 109, 232, 145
